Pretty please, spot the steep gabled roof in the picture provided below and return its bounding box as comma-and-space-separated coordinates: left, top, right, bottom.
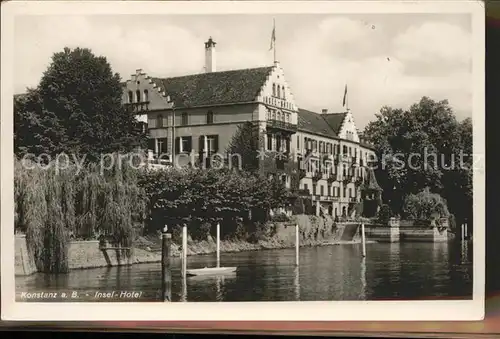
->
149, 66, 273, 108
297, 109, 347, 138
323, 112, 347, 135
362, 168, 383, 191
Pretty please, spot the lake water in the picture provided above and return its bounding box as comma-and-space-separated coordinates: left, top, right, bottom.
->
16, 241, 472, 302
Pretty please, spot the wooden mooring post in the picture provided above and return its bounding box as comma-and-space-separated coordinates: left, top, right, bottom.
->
295, 224, 299, 266
161, 228, 172, 302
361, 223, 366, 258
182, 225, 187, 277
216, 223, 221, 268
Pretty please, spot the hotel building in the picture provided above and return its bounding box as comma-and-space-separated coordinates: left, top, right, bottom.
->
122, 37, 382, 219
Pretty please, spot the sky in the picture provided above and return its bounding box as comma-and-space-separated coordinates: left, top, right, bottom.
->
14, 13, 472, 129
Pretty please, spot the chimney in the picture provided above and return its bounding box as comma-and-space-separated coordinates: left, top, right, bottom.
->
204, 37, 216, 73
321, 109, 328, 114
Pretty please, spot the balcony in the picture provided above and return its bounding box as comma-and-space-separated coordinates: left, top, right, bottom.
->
327, 174, 338, 183
125, 101, 150, 113
312, 171, 322, 182
266, 119, 298, 133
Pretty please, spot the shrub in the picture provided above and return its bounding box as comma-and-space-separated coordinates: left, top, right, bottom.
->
270, 213, 290, 222
376, 204, 393, 225
402, 188, 449, 221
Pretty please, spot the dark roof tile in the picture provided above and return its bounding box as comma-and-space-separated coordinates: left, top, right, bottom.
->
322, 112, 347, 135
297, 109, 347, 138
151, 66, 273, 108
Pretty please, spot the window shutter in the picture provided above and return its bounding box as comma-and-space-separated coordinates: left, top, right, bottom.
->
175, 137, 180, 154
147, 138, 155, 151
186, 136, 192, 152
198, 136, 204, 152
213, 135, 219, 152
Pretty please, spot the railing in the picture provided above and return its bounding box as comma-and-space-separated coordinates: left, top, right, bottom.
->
125, 101, 150, 113
266, 119, 298, 132
312, 171, 322, 181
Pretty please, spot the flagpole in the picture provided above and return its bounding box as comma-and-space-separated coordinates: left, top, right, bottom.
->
273, 18, 277, 63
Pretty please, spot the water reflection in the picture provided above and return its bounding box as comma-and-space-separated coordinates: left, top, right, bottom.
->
360, 258, 366, 300
180, 272, 187, 302
293, 266, 300, 301
16, 242, 472, 302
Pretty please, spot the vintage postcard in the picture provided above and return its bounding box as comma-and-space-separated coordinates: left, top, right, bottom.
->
1, 1, 485, 321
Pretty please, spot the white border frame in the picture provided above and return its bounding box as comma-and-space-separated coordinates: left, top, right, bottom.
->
1, 0, 485, 321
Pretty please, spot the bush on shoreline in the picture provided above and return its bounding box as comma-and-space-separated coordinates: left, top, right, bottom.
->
138, 167, 290, 242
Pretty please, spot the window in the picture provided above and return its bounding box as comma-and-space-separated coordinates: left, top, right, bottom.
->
181, 112, 188, 126
296, 136, 300, 149
143, 89, 149, 102
206, 135, 218, 154
276, 111, 281, 121
313, 140, 318, 152
343, 145, 348, 154
157, 138, 168, 154
320, 185, 324, 196
277, 85, 281, 98
282, 86, 286, 99
276, 135, 282, 152
319, 141, 323, 153
304, 183, 308, 192
267, 133, 273, 151
175, 136, 192, 154
157, 114, 164, 128
128, 91, 133, 103
136, 90, 141, 102
272, 83, 276, 96
148, 117, 157, 128
304, 137, 308, 150
206, 111, 214, 124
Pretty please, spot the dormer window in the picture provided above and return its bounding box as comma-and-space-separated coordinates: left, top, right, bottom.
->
127, 91, 133, 103
143, 89, 149, 102
136, 90, 141, 102
206, 111, 214, 124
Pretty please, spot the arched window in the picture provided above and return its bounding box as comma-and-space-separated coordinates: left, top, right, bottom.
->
282, 86, 286, 99
276, 111, 281, 121
272, 83, 276, 96
206, 111, 214, 124
143, 89, 149, 102
277, 85, 281, 98
136, 90, 141, 102
128, 91, 133, 103
157, 114, 163, 128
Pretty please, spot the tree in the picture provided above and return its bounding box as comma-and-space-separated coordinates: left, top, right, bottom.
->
402, 188, 449, 222
14, 47, 146, 161
363, 97, 472, 225
226, 121, 261, 172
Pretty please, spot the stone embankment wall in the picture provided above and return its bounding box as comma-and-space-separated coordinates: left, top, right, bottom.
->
364, 218, 450, 243
15, 214, 361, 276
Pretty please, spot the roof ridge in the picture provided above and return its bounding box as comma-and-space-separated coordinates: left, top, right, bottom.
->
156, 65, 274, 81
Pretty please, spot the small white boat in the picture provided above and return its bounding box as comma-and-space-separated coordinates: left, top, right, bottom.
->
186, 266, 237, 277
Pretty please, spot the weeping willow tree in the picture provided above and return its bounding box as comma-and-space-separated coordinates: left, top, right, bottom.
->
14, 154, 146, 273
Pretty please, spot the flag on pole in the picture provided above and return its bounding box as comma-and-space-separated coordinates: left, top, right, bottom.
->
342, 84, 348, 107
269, 19, 276, 51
